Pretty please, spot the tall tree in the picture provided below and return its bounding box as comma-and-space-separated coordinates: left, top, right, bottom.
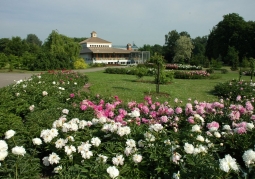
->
205, 13, 254, 64
173, 36, 194, 64
26, 34, 42, 46
163, 30, 180, 63
42, 30, 81, 69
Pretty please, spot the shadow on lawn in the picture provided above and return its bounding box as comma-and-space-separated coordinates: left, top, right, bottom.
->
112, 86, 132, 91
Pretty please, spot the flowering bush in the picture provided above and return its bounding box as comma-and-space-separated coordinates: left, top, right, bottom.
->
1, 70, 255, 178
165, 64, 202, 70
174, 70, 210, 79
213, 79, 255, 101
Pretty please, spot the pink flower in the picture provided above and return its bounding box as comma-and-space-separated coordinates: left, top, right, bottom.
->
207, 121, 220, 131
187, 116, 195, 124
70, 93, 75, 98
236, 95, 241, 101
160, 116, 168, 123
229, 111, 240, 120
175, 107, 182, 114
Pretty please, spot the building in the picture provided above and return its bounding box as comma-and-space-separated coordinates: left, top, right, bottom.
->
79, 31, 149, 65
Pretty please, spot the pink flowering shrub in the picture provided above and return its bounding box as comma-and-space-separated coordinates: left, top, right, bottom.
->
174, 70, 210, 79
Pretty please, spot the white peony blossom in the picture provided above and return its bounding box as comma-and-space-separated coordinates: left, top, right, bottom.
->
62, 109, 69, 114
126, 139, 136, 148
80, 150, 93, 159
128, 108, 140, 118
219, 154, 239, 172
184, 143, 194, 154
149, 124, 163, 132
107, 166, 119, 179
97, 154, 108, 163
48, 152, 61, 165
214, 131, 221, 138
144, 132, 156, 142
133, 154, 142, 163
242, 149, 255, 167
173, 171, 180, 179
42, 91, 48, 96
112, 154, 124, 166
64, 145, 76, 156
55, 138, 66, 149
12, 146, 26, 156
246, 123, 254, 131
53, 165, 62, 173
0, 140, 8, 152
0, 151, 8, 161
223, 125, 231, 131
5, 130, 16, 139
196, 135, 205, 142
32, 138, 42, 145
191, 125, 201, 132
172, 152, 181, 164
91, 137, 101, 147
42, 156, 50, 166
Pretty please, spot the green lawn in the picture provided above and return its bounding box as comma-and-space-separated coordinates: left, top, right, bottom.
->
85, 69, 252, 106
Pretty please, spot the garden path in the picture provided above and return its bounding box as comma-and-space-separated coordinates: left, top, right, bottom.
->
0, 66, 126, 88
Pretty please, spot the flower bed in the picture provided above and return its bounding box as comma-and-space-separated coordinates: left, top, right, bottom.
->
174, 70, 210, 79
165, 64, 202, 70
0, 71, 255, 178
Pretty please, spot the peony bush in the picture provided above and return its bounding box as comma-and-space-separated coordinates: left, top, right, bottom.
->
0, 70, 255, 178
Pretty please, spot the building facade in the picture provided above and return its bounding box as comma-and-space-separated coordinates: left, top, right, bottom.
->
79, 31, 149, 65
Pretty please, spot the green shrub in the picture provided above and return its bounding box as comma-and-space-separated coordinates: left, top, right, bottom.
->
206, 68, 214, 74
221, 69, 228, 74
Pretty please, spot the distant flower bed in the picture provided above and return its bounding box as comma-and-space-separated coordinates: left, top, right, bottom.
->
174, 70, 210, 79
166, 64, 202, 70
213, 79, 255, 101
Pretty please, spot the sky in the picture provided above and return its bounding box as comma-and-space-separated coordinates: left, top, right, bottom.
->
1, 0, 255, 47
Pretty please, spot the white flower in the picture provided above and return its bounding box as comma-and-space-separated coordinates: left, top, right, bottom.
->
246, 123, 254, 131
53, 165, 62, 173
0, 140, 8, 152
242, 149, 255, 167
214, 131, 221, 138
219, 154, 239, 172
124, 147, 133, 156
99, 117, 107, 124
91, 137, 101, 147
12, 146, 26, 156
138, 140, 145, 147
196, 135, 205, 142
5, 130, 16, 139
223, 125, 231, 130
48, 152, 60, 165
42, 91, 48, 96
42, 156, 50, 166
172, 152, 181, 164
32, 138, 42, 145
149, 124, 163, 132
0, 151, 8, 161
191, 125, 201, 132
64, 145, 76, 155
107, 166, 119, 179
97, 154, 108, 163
144, 132, 155, 142
62, 109, 69, 114
184, 143, 194, 154
78, 142, 92, 153
55, 138, 66, 148
81, 150, 93, 159
52, 81, 56, 85
74, 82, 77, 85
117, 126, 131, 136
126, 139, 136, 148
128, 108, 140, 118
112, 154, 124, 166
133, 154, 142, 163
29, 105, 35, 111
16, 93, 20, 97
173, 171, 180, 179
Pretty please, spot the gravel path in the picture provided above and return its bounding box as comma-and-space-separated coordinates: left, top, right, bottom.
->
0, 66, 125, 88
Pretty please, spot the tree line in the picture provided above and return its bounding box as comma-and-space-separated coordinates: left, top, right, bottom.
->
140, 13, 255, 70
0, 13, 254, 71
0, 30, 86, 71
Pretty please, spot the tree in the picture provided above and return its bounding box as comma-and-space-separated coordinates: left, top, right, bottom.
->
0, 38, 10, 53
0, 53, 7, 69
42, 30, 81, 70
150, 53, 166, 93
4, 37, 29, 57
163, 30, 180, 63
205, 13, 255, 64
173, 36, 194, 64
26, 34, 42, 46
225, 46, 239, 71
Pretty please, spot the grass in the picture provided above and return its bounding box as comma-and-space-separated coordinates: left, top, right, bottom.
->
85, 69, 252, 106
